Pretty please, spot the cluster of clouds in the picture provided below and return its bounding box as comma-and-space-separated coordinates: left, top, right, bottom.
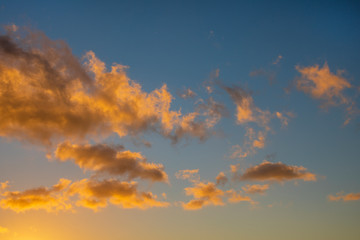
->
176, 159, 317, 210
0, 26, 358, 214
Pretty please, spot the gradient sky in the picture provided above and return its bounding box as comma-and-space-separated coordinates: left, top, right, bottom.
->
0, 1, 360, 239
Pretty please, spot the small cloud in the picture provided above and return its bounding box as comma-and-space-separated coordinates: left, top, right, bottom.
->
296, 62, 357, 124
179, 88, 197, 99
182, 181, 224, 210
215, 172, 228, 186
272, 55, 283, 65
328, 192, 360, 202
55, 142, 168, 183
175, 169, 200, 183
235, 160, 316, 182
225, 189, 255, 205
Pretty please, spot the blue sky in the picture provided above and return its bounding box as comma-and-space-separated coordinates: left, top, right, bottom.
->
0, 1, 360, 239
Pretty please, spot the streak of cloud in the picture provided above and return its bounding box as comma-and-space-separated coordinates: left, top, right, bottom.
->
328, 192, 360, 202
242, 184, 269, 194
235, 160, 316, 182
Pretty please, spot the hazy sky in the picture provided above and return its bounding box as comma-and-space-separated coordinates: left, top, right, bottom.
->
0, 1, 360, 239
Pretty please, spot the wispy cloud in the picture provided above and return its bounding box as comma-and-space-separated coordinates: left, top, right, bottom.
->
242, 184, 269, 194
328, 192, 360, 202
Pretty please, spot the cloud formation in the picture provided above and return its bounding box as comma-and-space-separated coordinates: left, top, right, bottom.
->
0, 179, 72, 213
182, 181, 225, 210
0, 178, 169, 212
69, 178, 169, 211
223, 86, 271, 127
0, 28, 220, 146
296, 63, 351, 107
236, 161, 316, 182
55, 142, 168, 182
328, 192, 360, 202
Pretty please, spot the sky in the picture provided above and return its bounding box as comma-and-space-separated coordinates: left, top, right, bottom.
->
0, 0, 360, 239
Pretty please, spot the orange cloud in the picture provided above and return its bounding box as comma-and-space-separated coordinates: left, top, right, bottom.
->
55, 142, 168, 182
296, 63, 352, 108
0, 179, 72, 213
328, 192, 360, 202
237, 160, 316, 182
0, 28, 219, 146
69, 178, 169, 211
182, 181, 224, 210
242, 184, 269, 194
223, 86, 270, 126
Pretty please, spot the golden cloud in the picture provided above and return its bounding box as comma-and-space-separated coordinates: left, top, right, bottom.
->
69, 178, 169, 211
0, 28, 220, 146
182, 181, 224, 210
0, 179, 72, 213
55, 142, 168, 182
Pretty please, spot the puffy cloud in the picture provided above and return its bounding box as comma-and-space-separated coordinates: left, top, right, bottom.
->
296, 63, 352, 108
0, 28, 219, 146
237, 161, 316, 182
55, 142, 168, 182
0, 226, 8, 234
182, 182, 224, 210
328, 192, 360, 202
0, 179, 72, 213
215, 172, 228, 186
69, 178, 169, 211
242, 184, 269, 194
